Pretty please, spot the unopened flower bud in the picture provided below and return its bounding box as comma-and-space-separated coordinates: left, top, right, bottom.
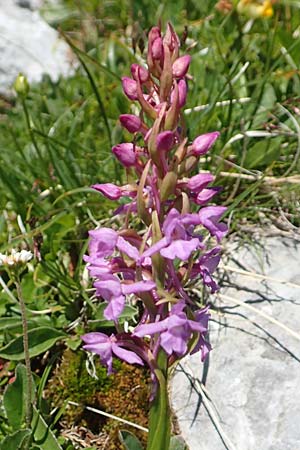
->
172, 55, 191, 78
14, 73, 29, 98
191, 132, 220, 156
177, 79, 188, 107
147, 26, 162, 76
170, 79, 187, 112
121, 77, 138, 100
156, 131, 175, 152
131, 64, 149, 83
152, 37, 164, 60
148, 26, 161, 43
112, 143, 137, 167
119, 114, 142, 133
196, 187, 221, 205
163, 22, 180, 59
187, 173, 214, 192
92, 183, 122, 200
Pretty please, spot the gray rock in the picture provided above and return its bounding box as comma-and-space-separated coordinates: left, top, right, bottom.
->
171, 237, 300, 450
14, 0, 42, 10
0, 0, 73, 95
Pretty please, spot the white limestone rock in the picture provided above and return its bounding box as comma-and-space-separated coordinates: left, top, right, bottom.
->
171, 237, 300, 450
0, 0, 73, 95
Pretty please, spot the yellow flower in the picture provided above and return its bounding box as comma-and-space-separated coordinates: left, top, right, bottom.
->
237, 0, 274, 18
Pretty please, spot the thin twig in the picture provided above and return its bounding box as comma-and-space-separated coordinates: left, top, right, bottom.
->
202, 170, 300, 184
67, 401, 148, 432
184, 97, 251, 114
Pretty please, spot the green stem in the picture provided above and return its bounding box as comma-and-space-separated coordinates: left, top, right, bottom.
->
15, 279, 33, 430
21, 98, 43, 162
146, 351, 171, 450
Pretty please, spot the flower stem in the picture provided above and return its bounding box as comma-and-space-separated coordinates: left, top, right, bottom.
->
21, 98, 43, 162
15, 278, 33, 429
146, 351, 171, 450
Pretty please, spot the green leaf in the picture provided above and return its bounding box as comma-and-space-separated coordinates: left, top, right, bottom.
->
3, 363, 34, 430
222, 177, 263, 219
0, 317, 24, 330
0, 429, 31, 450
32, 406, 63, 450
243, 137, 282, 169
170, 436, 189, 450
260, 83, 277, 111
0, 317, 39, 333
0, 327, 66, 361
118, 430, 144, 450
65, 336, 82, 351
278, 28, 300, 63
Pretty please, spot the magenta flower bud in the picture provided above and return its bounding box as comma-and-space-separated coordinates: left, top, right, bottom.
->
191, 131, 220, 156
131, 64, 149, 83
152, 37, 164, 60
112, 143, 137, 167
170, 79, 187, 109
156, 131, 175, 152
196, 187, 221, 205
172, 55, 191, 78
178, 79, 187, 107
121, 77, 138, 100
119, 114, 142, 133
148, 26, 161, 47
92, 183, 122, 200
163, 22, 180, 57
147, 27, 162, 76
187, 173, 214, 192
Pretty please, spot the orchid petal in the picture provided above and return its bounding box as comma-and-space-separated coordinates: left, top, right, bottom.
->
160, 238, 199, 260
94, 276, 122, 300
81, 332, 109, 344
141, 237, 169, 259
117, 236, 140, 261
92, 183, 122, 200
88, 228, 118, 258
198, 206, 228, 241
112, 343, 144, 366
122, 280, 156, 295
133, 318, 169, 337
104, 295, 126, 321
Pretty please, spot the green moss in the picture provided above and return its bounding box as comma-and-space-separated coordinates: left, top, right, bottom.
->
46, 348, 150, 448
50, 348, 113, 402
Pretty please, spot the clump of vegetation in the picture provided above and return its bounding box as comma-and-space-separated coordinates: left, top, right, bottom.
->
47, 348, 150, 448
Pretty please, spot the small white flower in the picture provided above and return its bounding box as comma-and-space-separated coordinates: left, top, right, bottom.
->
0, 249, 33, 267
